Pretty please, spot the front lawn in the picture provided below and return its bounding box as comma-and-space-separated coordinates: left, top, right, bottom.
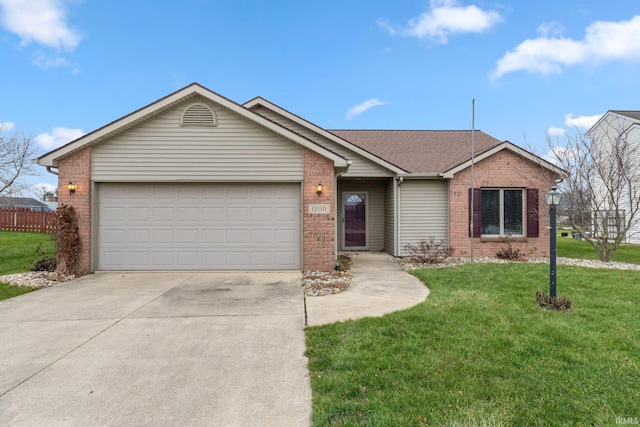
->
305, 263, 640, 426
557, 233, 640, 264
0, 231, 55, 300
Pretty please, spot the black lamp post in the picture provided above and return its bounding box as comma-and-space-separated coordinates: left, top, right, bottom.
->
545, 186, 562, 298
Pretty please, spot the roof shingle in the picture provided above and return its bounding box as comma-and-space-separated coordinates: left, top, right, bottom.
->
329, 130, 503, 174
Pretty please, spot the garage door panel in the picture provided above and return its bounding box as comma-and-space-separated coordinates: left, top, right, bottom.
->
98, 183, 300, 270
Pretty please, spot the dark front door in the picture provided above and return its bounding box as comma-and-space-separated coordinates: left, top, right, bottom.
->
343, 193, 367, 248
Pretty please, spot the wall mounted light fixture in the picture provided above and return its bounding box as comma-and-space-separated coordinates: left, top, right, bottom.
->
316, 183, 323, 196
67, 182, 77, 195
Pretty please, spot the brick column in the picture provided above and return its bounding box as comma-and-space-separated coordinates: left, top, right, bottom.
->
57, 147, 92, 274
303, 149, 335, 271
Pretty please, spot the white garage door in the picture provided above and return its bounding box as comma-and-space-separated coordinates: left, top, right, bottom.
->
98, 183, 301, 270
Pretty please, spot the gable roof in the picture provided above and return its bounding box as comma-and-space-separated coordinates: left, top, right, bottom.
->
37, 83, 348, 169
0, 197, 50, 210
243, 97, 407, 174
329, 130, 500, 174
587, 110, 640, 138
330, 130, 565, 177
611, 110, 640, 121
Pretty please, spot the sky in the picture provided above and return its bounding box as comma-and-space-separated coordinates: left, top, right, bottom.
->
1, 0, 639, 197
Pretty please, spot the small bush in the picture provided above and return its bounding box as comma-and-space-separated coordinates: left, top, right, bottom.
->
496, 234, 526, 261
536, 289, 572, 311
32, 256, 57, 272
337, 254, 352, 272
404, 238, 454, 264
31, 244, 56, 272
55, 205, 81, 275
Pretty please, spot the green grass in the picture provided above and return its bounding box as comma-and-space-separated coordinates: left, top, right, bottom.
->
557, 233, 640, 264
305, 263, 640, 426
0, 231, 55, 300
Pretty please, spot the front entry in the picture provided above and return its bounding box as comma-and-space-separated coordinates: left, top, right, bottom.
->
342, 192, 368, 249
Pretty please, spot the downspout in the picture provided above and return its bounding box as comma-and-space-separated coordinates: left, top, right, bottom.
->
334, 162, 351, 270
395, 176, 403, 256
46, 166, 59, 176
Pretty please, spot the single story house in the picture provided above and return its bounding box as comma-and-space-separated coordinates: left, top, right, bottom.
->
37, 83, 563, 273
0, 197, 51, 211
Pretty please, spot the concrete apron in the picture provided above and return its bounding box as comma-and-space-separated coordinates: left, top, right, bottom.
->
305, 252, 431, 326
0, 271, 311, 427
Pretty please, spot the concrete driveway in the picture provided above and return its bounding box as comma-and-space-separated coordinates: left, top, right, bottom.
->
0, 272, 310, 426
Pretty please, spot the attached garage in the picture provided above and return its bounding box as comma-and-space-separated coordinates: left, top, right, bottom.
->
97, 183, 301, 270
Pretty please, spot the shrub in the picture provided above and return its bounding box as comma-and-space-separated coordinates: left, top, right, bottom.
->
31, 244, 56, 272
404, 238, 454, 264
496, 234, 526, 261
536, 289, 572, 311
55, 205, 81, 275
32, 256, 57, 272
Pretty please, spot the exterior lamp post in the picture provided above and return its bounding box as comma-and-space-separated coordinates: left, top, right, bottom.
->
545, 186, 562, 298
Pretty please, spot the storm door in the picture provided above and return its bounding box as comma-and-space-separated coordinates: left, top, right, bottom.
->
342, 192, 368, 249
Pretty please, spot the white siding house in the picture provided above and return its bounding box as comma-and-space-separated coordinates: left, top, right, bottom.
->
586, 111, 640, 244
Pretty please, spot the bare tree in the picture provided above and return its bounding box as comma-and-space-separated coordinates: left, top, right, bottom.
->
548, 122, 640, 261
0, 124, 38, 195
31, 184, 56, 202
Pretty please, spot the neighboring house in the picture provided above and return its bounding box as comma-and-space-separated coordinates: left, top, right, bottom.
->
586, 110, 640, 244
0, 197, 51, 211
37, 83, 562, 273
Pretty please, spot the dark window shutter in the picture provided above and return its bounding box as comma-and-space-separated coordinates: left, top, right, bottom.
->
527, 188, 539, 237
469, 188, 481, 237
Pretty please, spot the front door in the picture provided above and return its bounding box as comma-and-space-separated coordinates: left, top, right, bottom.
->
343, 192, 367, 249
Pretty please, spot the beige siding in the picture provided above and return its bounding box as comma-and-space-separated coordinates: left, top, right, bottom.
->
384, 179, 395, 255
338, 180, 386, 251
252, 106, 393, 178
399, 180, 448, 256
93, 97, 303, 181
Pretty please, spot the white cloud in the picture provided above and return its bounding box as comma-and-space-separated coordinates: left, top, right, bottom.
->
383, 0, 502, 43
0, 121, 15, 132
35, 126, 84, 149
345, 98, 388, 120
0, 0, 82, 50
33, 52, 70, 68
537, 21, 564, 37
493, 15, 640, 78
564, 113, 602, 130
547, 126, 566, 137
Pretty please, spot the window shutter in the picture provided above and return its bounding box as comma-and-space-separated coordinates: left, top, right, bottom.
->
469, 188, 481, 237
527, 188, 539, 238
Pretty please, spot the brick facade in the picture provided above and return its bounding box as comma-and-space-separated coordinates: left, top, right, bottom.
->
448, 149, 557, 258
303, 148, 336, 271
57, 147, 92, 274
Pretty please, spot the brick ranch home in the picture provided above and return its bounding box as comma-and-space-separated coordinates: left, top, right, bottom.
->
37, 83, 563, 273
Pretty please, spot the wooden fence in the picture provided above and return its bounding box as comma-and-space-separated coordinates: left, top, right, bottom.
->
0, 207, 56, 234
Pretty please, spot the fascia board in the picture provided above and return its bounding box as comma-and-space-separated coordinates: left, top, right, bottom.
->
244, 97, 407, 174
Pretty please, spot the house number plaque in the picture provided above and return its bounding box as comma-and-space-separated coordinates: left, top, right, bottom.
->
308, 204, 330, 214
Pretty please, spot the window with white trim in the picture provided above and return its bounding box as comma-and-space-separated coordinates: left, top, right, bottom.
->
481, 188, 525, 236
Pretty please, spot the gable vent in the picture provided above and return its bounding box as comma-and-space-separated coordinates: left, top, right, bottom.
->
181, 103, 217, 127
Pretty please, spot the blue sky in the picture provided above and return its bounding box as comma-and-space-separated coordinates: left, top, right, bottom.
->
1, 0, 639, 195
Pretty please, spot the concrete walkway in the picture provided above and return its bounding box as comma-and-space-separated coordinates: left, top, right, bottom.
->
305, 252, 430, 326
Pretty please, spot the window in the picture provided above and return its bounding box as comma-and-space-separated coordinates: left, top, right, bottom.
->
481, 189, 523, 235
469, 188, 539, 238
